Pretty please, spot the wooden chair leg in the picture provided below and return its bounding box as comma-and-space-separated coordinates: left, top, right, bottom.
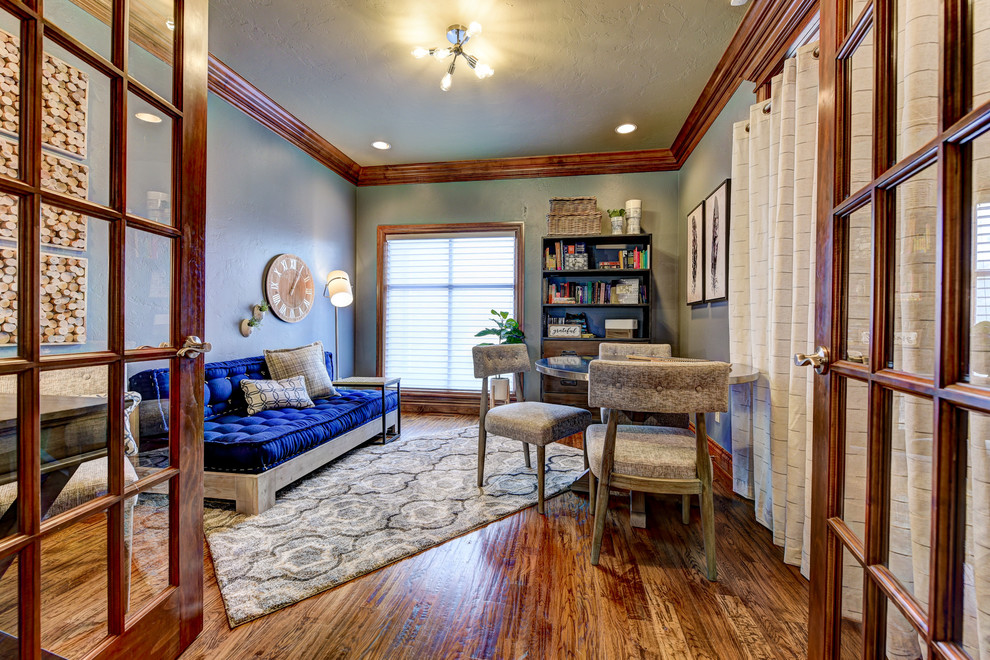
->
477, 425, 487, 488
591, 471, 611, 566
682, 494, 691, 524
522, 441, 532, 468
701, 482, 717, 580
537, 445, 546, 515
588, 469, 596, 512
582, 431, 589, 470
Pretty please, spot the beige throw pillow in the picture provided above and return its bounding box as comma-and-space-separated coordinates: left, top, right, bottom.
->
240, 376, 315, 415
264, 341, 339, 399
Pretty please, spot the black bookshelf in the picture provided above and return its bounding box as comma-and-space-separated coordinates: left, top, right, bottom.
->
540, 232, 653, 414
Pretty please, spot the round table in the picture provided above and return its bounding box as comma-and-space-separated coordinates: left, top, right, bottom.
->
535, 356, 759, 385
535, 355, 758, 528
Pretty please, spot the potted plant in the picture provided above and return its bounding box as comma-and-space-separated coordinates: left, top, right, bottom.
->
607, 208, 626, 234
475, 310, 525, 404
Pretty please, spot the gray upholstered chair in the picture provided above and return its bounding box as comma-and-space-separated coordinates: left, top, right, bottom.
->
472, 344, 592, 514
587, 358, 729, 579
598, 343, 694, 521
598, 342, 673, 360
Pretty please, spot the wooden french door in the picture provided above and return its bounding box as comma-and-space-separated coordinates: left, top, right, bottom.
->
0, 0, 208, 657
811, 0, 990, 657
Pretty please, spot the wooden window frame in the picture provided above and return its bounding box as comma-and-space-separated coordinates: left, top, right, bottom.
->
376, 222, 524, 411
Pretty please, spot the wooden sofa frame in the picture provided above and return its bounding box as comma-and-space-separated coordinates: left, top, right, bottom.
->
202, 409, 399, 515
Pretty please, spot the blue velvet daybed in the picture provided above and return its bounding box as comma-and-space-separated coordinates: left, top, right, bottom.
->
129, 352, 399, 514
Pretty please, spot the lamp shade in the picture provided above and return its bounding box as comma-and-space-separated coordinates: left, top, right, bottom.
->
325, 270, 353, 307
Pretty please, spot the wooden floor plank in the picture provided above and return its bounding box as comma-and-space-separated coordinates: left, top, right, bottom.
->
16, 413, 812, 659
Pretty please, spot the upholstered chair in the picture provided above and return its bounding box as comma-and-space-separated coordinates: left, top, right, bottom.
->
587, 358, 729, 579
472, 344, 592, 514
597, 343, 694, 519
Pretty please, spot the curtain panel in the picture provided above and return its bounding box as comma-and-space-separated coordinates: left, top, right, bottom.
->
729, 42, 819, 576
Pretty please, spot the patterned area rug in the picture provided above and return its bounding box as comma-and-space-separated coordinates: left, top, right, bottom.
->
203, 426, 586, 627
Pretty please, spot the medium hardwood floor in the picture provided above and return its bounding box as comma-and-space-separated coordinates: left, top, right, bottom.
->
181, 413, 811, 660
0, 413, 811, 658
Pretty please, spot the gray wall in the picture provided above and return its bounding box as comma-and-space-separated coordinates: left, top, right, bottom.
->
205, 95, 357, 375
676, 86, 754, 450
355, 173, 679, 400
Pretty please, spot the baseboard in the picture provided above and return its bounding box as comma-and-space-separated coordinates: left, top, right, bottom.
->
688, 422, 733, 486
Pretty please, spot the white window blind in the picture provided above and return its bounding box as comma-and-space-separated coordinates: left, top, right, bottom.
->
384, 233, 517, 391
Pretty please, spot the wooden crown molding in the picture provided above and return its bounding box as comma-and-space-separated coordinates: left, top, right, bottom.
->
70, 0, 816, 186
207, 56, 361, 184
359, 0, 819, 184
356, 149, 678, 186
670, 0, 820, 167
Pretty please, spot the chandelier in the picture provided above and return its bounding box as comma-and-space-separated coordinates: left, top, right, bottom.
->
412, 22, 494, 92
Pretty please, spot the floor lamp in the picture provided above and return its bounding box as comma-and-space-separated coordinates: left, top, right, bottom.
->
324, 270, 353, 377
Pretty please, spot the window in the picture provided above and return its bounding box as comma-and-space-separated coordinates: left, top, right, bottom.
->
379, 224, 523, 392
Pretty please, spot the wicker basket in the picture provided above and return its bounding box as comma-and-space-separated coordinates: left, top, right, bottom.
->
546, 213, 602, 236
549, 196, 598, 215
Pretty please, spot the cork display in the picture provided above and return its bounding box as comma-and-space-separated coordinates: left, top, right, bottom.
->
0, 139, 89, 249
0, 29, 90, 348
0, 249, 88, 346
0, 27, 89, 158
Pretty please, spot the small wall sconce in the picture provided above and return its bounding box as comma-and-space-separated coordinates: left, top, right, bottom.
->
240, 302, 269, 337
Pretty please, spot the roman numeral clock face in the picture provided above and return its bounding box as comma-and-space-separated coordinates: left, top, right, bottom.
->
264, 253, 315, 323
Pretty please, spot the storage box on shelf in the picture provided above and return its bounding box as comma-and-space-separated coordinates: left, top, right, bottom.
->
539, 232, 653, 416
546, 196, 602, 236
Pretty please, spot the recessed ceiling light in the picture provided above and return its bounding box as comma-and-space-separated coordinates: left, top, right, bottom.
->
371, 141, 391, 150
166, 19, 175, 31
730, 0, 750, 6
135, 112, 163, 123
615, 123, 637, 134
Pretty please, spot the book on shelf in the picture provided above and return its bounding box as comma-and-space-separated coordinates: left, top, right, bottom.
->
544, 238, 649, 271
546, 279, 648, 304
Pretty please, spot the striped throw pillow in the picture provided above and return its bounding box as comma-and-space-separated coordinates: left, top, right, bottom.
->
240, 376, 315, 415
264, 341, 339, 399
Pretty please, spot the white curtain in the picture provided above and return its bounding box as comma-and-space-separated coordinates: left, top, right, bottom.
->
729, 42, 819, 576
730, 2, 990, 656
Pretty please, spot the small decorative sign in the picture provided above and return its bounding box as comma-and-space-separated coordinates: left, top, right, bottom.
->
563, 253, 589, 270
547, 324, 582, 338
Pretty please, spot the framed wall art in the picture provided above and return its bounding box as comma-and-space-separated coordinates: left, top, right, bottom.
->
704, 179, 730, 303
686, 201, 705, 305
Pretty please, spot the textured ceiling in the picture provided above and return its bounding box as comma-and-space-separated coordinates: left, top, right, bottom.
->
208, 0, 748, 167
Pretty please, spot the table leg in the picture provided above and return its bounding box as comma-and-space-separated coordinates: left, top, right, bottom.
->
0, 466, 77, 579
381, 386, 386, 441
630, 490, 647, 528
397, 385, 401, 435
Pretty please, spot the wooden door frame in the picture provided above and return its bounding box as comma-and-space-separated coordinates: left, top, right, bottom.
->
810, 0, 990, 657
0, 0, 208, 657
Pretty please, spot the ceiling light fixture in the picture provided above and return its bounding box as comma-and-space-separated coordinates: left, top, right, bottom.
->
615, 123, 637, 134
135, 112, 163, 123
412, 22, 494, 92
730, 0, 750, 6
166, 18, 175, 31
371, 141, 391, 150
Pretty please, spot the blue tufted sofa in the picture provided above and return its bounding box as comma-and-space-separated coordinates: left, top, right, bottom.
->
129, 352, 399, 514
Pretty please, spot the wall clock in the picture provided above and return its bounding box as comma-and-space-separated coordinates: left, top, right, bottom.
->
264, 253, 315, 322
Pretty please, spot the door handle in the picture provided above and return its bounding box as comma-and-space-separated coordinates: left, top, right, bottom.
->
177, 335, 212, 359
794, 346, 830, 375
561, 350, 578, 356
